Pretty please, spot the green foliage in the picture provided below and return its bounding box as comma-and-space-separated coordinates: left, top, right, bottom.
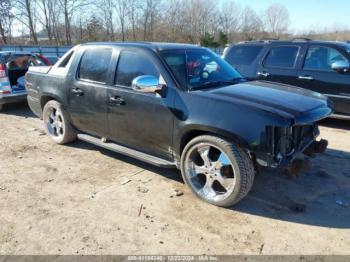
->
218, 31, 228, 47
200, 32, 219, 48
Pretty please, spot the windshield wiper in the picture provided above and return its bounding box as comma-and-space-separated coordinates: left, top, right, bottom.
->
190, 77, 243, 91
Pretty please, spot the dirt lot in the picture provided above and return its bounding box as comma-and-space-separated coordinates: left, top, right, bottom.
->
0, 103, 349, 255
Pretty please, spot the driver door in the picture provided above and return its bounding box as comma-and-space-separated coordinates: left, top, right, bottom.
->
107, 48, 175, 160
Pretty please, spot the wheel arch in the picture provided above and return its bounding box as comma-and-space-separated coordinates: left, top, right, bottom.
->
40, 94, 63, 110
177, 125, 251, 159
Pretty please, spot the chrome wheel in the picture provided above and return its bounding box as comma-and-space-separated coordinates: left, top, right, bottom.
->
184, 143, 236, 202
45, 107, 64, 138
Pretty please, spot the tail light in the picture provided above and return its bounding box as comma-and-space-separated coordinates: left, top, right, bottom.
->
0, 64, 6, 78
0, 63, 11, 95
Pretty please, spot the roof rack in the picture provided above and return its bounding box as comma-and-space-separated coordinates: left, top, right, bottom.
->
237, 39, 275, 44
259, 38, 279, 41
292, 38, 312, 41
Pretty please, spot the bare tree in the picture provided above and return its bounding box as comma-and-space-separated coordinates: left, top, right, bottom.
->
97, 0, 115, 40
58, 0, 90, 44
128, 0, 141, 41
37, 0, 53, 43
5, 0, 306, 45
115, 0, 129, 41
13, 0, 38, 44
219, 0, 241, 39
47, 0, 63, 44
0, 0, 12, 44
141, 0, 162, 41
264, 3, 290, 38
240, 7, 263, 40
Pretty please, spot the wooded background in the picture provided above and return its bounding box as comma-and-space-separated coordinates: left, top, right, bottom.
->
0, 0, 349, 46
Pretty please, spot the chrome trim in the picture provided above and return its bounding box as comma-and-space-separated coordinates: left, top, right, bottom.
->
324, 94, 350, 99
330, 114, 350, 120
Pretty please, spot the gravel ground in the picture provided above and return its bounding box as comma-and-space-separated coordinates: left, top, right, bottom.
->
0, 103, 349, 255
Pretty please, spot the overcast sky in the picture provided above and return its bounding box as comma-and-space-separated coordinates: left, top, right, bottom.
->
229, 0, 350, 33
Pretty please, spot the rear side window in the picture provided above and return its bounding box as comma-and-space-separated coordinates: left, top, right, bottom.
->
225, 45, 263, 66
264, 46, 299, 68
115, 50, 159, 87
78, 48, 112, 83
58, 51, 74, 68
304, 46, 348, 70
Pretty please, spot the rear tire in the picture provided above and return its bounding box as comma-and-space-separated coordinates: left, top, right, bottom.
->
43, 100, 76, 144
180, 135, 255, 207
0, 104, 3, 111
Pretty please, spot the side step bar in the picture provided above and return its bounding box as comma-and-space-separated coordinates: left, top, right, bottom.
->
330, 113, 350, 120
77, 134, 176, 168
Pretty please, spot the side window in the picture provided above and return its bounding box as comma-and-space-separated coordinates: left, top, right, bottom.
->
78, 48, 112, 83
115, 50, 159, 87
226, 45, 263, 66
264, 46, 299, 68
58, 51, 74, 68
304, 46, 347, 71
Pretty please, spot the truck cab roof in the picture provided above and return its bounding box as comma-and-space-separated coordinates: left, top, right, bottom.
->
80, 42, 201, 51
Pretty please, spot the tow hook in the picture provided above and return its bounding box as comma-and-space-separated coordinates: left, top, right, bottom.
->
303, 139, 328, 157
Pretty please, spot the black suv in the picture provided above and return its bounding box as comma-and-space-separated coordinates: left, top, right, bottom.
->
223, 39, 350, 119
25, 42, 331, 207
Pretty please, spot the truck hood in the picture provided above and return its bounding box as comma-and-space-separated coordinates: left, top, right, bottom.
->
206, 81, 333, 125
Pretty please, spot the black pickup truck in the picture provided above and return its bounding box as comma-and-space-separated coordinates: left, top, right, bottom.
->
25, 42, 332, 207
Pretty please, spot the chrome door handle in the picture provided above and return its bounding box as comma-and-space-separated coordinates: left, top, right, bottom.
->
109, 96, 125, 105
72, 88, 84, 96
257, 72, 270, 77
298, 76, 314, 80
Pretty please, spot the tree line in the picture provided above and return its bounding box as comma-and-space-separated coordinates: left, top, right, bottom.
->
0, 0, 349, 46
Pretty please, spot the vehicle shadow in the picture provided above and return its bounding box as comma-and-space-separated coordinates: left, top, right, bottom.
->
233, 148, 350, 229
0, 102, 36, 119
69, 140, 183, 183
319, 118, 350, 131
71, 139, 350, 229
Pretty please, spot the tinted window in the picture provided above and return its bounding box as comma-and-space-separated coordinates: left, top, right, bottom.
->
226, 45, 263, 66
161, 49, 242, 90
264, 46, 299, 68
59, 51, 74, 67
79, 48, 112, 83
304, 46, 348, 70
116, 50, 159, 87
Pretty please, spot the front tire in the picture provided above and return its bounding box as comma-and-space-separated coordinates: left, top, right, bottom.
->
43, 100, 76, 144
180, 135, 255, 207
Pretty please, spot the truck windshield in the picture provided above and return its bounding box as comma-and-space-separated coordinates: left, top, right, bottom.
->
161, 48, 243, 90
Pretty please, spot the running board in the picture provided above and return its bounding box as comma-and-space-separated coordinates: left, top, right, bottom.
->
330, 113, 350, 120
77, 134, 176, 168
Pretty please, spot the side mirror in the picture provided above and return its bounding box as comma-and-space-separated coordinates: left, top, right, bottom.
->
132, 75, 166, 96
331, 61, 350, 73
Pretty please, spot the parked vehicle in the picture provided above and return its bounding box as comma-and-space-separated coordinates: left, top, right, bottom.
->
25, 43, 332, 207
0, 51, 50, 111
223, 39, 350, 119
43, 55, 60, 65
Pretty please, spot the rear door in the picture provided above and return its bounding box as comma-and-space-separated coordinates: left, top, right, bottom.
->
296, 44, 350, 115
256, 45, 301, 85
67, 47, 114, 137
224, 44, 264, 79
106, 48, 174, 159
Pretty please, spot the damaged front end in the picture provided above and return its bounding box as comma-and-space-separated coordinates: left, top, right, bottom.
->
255, 124, 328, 171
